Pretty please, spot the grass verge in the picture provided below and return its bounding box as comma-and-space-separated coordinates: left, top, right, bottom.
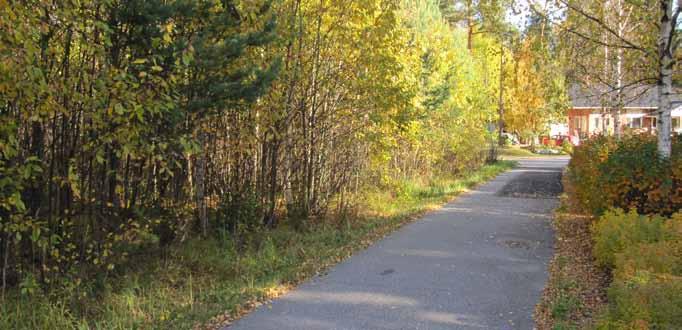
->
535, 173, 609, 330
499, 146, 567, 158
499, 146, 539, 158
1, 161, 515, 330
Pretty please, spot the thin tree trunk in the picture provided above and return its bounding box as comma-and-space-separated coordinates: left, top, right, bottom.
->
614, 0, 625, 140
264, 140, 279, 227
498, 43, 505, 146
194, 130, 208, 236
1, 232, 8, 301
466, 0, 473, 52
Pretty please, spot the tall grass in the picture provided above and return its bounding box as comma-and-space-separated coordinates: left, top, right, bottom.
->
1, 161, 515, 330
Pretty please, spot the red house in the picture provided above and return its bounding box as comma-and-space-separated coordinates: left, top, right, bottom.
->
568, 85, 682, 143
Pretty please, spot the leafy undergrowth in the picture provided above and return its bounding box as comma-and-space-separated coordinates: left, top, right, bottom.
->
1, 161, 515, 330
535, 174, 609, 330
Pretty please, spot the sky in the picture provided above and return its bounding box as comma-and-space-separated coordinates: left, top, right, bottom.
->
506, 0, 533, 28
506, 0, 565, 30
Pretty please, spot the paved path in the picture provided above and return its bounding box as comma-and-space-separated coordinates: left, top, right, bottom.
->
228, 157, 569, 330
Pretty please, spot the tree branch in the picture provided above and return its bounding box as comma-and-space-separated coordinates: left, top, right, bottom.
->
529, 0, 651, 55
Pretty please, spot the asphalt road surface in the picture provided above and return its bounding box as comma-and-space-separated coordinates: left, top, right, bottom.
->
227, 157, 569, 330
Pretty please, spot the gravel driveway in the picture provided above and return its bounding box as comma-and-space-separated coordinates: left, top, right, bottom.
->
227, 157, 569, 330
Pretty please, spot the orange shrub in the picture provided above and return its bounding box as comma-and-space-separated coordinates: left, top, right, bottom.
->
568, 134, 681, 216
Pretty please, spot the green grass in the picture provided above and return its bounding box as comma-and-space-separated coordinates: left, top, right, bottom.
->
549, 272, 582, 322
361, 162, 515, 217
499, 146, 539, 157
551, 293, 582, 320
499, 146, 567, 158
1, 161, 515, 330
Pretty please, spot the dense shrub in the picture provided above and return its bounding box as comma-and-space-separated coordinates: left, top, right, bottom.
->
593, 211, 682, 329
592, 209, 673, 269
598, 275, 682, 329
614, 240, 682, 280
216, 192, 262, 235
568, 135, 616, 213
577, 135, 682, 328
568, 134, 681, 216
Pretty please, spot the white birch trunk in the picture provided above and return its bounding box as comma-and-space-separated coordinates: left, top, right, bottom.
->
657, 0, 675, 158
603, 0, 618, 137
614, 0, 624, 139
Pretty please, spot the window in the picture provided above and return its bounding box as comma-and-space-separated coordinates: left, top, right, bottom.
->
674, 117, 681, 130
594, 118, 600, 129
605, 118, 610, 126
628, 117, 642, 129
652, 117, 657, 128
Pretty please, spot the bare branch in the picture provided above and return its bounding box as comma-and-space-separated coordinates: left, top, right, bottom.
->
530, 0, 651, 55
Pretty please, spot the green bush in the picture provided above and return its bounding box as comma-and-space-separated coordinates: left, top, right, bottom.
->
598, 274, 682, 329
600, 135, 680, 215
577, 136, 682, 329
592, 209, 672, 269
568, 134, 681, 216
614, 240, 682, 280
568, 135, 616, 214
593, 211, 682, 329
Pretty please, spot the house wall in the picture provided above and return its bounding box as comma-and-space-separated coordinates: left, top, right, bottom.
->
588, 113, 614, 135
567, 108, 677, 138
674, 117, 682, 133
568, 108, 592, 138
673, 108, 682, 134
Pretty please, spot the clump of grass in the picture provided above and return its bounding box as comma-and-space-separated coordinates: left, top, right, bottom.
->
2, 161, 515, 330
551, 291, 582, 320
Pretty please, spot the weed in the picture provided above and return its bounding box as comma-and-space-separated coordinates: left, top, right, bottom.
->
551, 293, 581, 320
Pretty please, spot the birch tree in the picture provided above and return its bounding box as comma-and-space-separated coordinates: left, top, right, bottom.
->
657, 0, 680, 157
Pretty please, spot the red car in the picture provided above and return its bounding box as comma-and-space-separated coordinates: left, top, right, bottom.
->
552, 135, 570, 145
